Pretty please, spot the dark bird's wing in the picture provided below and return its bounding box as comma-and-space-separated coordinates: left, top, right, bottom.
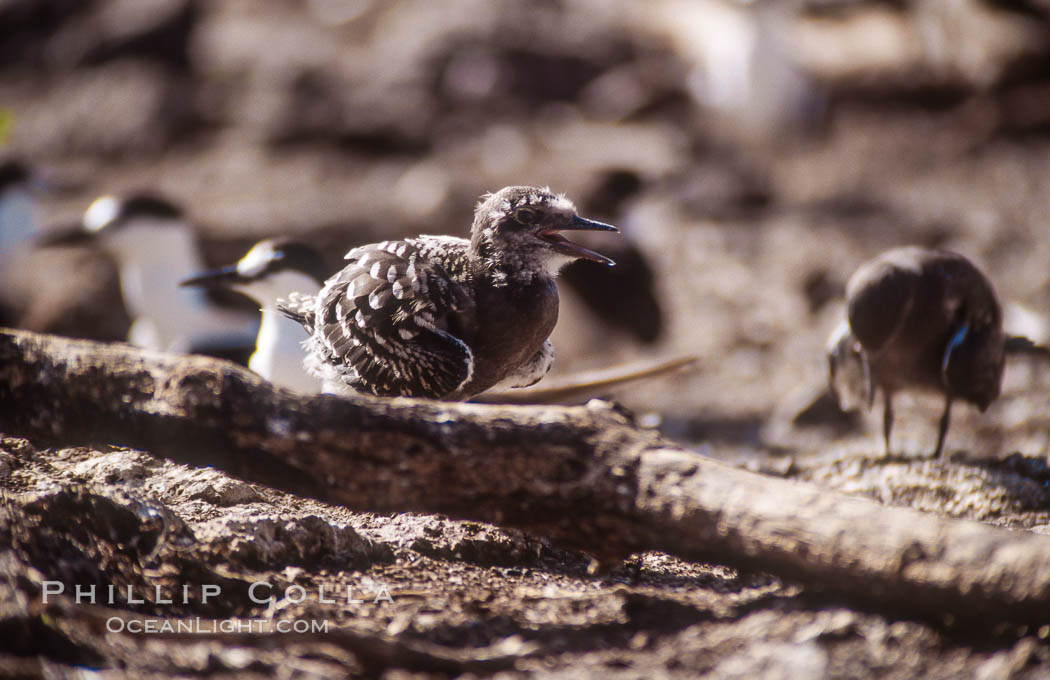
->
309, 239, 474, 398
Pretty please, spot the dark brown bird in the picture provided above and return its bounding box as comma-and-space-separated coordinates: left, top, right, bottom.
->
277, 186, 618, 399
827, 246, 1006, 459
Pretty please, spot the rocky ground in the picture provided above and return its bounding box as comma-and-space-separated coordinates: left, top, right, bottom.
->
3, 0, 1050, 677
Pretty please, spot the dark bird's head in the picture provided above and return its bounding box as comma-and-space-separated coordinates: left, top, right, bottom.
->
826, 319, 871, 411
181, 238, 328, 304
470, 186, 619, 278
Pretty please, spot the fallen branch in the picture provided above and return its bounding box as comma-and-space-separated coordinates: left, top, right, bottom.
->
1, 328, 1048, 625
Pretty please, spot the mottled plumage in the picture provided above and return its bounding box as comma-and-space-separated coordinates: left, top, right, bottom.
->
278, 186, 618, 399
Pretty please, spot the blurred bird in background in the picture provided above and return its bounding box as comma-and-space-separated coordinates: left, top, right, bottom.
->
43, 193, 258, 356
643, 0, 826, 137
0, 160, 38, 264
0, 160, 40, 322
181, 238, 328, 393
826, 246, 1043, 459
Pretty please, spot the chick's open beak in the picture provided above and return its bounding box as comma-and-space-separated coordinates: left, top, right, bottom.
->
539, 215, 619, 267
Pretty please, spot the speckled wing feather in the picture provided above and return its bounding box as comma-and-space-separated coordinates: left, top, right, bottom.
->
301, 238, 475, 398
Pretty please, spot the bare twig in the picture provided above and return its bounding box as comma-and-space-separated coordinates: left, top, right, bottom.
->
472, 355, 699, 404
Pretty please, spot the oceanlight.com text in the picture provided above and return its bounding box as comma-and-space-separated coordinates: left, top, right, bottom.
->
105, 617, 330, 634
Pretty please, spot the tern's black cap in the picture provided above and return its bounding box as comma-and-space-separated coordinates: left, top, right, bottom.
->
182, 237, 329, 290
83, 193, 183, 233
251, 238, 329, 285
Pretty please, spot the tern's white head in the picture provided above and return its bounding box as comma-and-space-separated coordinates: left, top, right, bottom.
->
180, 237, 328, 306
81, 193, 191, 267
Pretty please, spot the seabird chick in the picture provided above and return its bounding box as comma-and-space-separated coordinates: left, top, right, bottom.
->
278, 186, 619, 399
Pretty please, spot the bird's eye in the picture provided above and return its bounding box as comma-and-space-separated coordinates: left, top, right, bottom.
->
516, 209, 537, 224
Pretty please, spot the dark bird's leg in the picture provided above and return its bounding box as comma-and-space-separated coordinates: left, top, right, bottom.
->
881, 390, 894, 456
862, 354, 875, 410
934, 395, 953, 461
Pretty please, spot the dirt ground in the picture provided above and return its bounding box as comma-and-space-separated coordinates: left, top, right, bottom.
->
3, 0, 1050, 677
